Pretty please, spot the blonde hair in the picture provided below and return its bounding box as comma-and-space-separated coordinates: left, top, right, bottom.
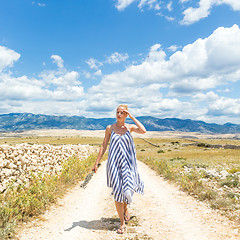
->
117, 104, 128, 111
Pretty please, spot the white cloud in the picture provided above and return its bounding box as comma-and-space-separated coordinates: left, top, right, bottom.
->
0, 46, 20, 72
91, 25, 240, 93
115, 0, 163, 11
191, 91, 240, 122
181, 0, 240, 25
106, 52, 129, 64
138, 0, 159, 10
84, 71, 92, 79
208, 97, 240, 117
181, 0, 213, 25
83, 24, 240, 122
165, 16, 175, 21
87, 82, 179, 117
166, 1, 173, 11
37, 3, 46, 7
219, 0, 240, 11
32, 2, 46, 7
51, 55, 64, 68
85, 58, 103, 70
115, 0, 240, 25
94, 69, 102, 76
0, 74, 48, 101
167, 24, 240, 92
0, 52, 84, 115
40, 69, 80, 86
154, 3, 161, 10
50, 85, 84, 101
2, 24, 240, 122
193, 91, 219, 102
217, 88, 230, 93
115, 0, 136, 11
179, 0, 190, 3
169, 77, 219, 95
168, 45, 180, 52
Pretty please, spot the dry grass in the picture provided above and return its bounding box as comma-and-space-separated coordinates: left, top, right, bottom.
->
135, 137, 240, 224
0, 136, 103, 146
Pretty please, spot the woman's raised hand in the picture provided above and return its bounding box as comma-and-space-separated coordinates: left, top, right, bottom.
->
123, 109, 133, 119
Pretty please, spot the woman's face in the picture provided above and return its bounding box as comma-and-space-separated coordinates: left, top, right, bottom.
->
116, 107, 127, 121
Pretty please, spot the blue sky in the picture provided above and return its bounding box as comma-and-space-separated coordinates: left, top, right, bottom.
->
0, 0, 240, 124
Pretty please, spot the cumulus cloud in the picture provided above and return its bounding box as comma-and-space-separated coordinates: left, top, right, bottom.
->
2, 24, 240, 122
208, 97, 240, 117
84, 24, 240, 121
87, 82, 177, 117
51, 55, 64, 69
0, 74, 47, 101
39, 58, 84, 101
195, 91, 240, 118
0, 46, 20, 73
181, 0, 240, 25
0, 52, 85, 116
91, 25, 240, 94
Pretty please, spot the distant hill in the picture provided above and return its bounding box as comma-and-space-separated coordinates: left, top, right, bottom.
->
0, 113, 240, 134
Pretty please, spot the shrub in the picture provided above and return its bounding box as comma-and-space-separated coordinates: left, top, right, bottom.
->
219, 175, 239, 188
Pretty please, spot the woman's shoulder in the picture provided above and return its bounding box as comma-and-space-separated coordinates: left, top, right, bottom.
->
106, 124, 113, 132
125, 123, 135, 132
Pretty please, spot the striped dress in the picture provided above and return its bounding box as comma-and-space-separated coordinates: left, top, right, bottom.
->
106, 128, 144, 204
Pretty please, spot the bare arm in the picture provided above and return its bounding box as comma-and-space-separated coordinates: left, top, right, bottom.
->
92, 125, 111, 172
124, 110, 147, 134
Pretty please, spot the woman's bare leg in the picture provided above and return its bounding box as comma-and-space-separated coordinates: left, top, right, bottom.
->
123, 202, 130, 220
115, 201, 125, 230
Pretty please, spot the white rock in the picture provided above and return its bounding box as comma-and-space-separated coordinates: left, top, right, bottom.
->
220, 170, 230, 179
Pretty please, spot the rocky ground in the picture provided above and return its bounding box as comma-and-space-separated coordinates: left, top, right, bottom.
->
0, 143, 96, 193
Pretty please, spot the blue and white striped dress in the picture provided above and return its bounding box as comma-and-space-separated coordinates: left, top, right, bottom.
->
106, 128, 144, 204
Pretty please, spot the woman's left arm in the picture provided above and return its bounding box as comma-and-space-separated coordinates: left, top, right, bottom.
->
124, 110, 147, 134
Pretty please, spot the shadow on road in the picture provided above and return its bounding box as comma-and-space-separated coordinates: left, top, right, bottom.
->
65, 217, 120, 232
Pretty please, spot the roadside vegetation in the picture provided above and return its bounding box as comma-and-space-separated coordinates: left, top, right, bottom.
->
0, 135, 239, 239
135, 137, 240, 224
0, 136, 101, 239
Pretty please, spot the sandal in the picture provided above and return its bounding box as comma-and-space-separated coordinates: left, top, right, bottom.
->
117, 225, 126, 234
124, 213, 130, 221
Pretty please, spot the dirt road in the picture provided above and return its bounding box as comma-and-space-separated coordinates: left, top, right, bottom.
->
17, 161, 239, 240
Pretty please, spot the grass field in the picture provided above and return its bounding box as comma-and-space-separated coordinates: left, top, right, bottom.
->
0, 135, 240, 239
134, 137, 240, 224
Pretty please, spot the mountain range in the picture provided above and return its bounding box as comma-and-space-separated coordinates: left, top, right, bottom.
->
0, 113, 240, 134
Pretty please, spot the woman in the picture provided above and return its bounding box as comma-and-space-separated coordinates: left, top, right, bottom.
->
92, 104, 146, 234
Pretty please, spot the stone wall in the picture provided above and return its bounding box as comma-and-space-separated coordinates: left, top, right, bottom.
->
0, 143, 97, 193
